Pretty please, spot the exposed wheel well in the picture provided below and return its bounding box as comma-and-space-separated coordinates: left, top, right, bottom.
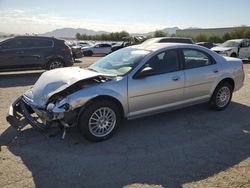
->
230, 53, 237, 57
80, 95, 125, 118
218, 78, 235, 91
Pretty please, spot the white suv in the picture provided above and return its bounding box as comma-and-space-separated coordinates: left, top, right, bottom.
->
211, 39, 250, 59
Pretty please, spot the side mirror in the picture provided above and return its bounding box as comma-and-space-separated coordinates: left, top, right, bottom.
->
134, 66, 154, 79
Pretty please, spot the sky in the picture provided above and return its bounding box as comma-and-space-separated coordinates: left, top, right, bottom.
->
0, 0, 250, 34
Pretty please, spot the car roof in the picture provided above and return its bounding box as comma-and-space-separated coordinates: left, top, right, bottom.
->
196, 42, 212, 44
130, 42, 197, 52
143, 37, 193, 45
14, 35, 62, 41
227, 39, 249, 42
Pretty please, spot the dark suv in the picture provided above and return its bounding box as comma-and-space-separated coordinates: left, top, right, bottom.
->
0, 36, 74, 71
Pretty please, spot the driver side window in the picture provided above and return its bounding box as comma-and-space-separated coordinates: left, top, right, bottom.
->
241, 41, 250, 48
144, 50, 179, 75
1, 39, 23, 49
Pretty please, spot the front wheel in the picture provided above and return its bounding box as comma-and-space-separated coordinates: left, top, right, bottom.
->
84, 51, 93, 56
78, 100, 122, 142
230, 53, 237, 58
210, 82, 233, 111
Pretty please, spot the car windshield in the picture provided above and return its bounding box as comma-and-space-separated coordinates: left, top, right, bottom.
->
221, 41, 240, 47
88, 48, 150, 76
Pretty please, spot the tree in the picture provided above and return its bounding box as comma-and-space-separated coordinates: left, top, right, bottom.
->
229, 26, 250, 39
76, 33, 81, 40
154, 30, 167, 37
195, 34, 208, 42
119, 31, 130, 39
223, 32, 231, 41
208, 35, 223, 43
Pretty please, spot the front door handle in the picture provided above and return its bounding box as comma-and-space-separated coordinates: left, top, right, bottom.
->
213, 69, 219, 73
172, 76, 180, 81
16, 51, 24, 54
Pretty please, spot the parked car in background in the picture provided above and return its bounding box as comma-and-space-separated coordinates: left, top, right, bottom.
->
70, 45, 83, 59
143, 37, 195, 45
111, 36, 146, 52
197, 42, 217, 49
111, 41, 130, 52
211, 39, 250, 59
7, 43, 244, 142
65, 41, 83, 59
77, 41, 94, 48
0, 36, 74, 70
82, 43, 112, 56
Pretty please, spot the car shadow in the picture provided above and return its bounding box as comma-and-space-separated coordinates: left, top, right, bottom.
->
1, 102, 250, 188
0, 72, 41, 88
74, 60, 82, 63
243, 59, 250, 64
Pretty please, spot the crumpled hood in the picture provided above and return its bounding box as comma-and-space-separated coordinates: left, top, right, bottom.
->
24, 67, 101, 107
211, 46, 235, 52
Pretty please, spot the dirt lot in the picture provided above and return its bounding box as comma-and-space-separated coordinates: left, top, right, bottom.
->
0, 57, 250, 188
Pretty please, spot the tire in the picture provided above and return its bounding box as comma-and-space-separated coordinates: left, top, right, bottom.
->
88, 51, 93, 56
78, 100, 122, 142
84, 51, 93, 56
210, 82, 233, 111
46, 59, 64, 70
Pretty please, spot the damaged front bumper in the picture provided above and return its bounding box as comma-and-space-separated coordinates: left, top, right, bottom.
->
6, 96, 49, 131
6, 96, 77, 131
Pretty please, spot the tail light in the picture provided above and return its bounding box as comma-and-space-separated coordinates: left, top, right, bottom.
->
62, 47, 72, 53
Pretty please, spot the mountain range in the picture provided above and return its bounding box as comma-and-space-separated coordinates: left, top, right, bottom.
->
40, 27, 181, 38
0, 27, 199, 38
41, 28, 110, 38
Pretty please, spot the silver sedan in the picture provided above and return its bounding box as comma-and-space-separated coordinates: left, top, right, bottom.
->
7, 43, 245, 142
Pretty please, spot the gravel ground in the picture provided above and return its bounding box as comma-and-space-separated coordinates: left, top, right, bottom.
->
0, 57, 250, 188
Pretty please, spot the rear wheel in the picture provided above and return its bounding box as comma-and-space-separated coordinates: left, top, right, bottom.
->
46, 59, 64, 70
210, 82, 233, 111
78, 100, 122, 142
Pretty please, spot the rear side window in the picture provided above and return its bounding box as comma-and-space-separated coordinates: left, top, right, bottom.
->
183, 49, 214, 69
33, 39, 53, 47
99, 44, 111, 47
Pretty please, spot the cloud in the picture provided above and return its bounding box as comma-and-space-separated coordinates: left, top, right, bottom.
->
0, 9, 166, 34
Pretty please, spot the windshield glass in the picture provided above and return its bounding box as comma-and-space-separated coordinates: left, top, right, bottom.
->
221, 41, 240, 47
89, 48, 150, 76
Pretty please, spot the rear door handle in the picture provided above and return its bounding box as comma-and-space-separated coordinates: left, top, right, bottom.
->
172, 76, 180, 81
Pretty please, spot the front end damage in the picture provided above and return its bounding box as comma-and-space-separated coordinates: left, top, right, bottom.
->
6, 67, 112, 137
6, 94, 78, 132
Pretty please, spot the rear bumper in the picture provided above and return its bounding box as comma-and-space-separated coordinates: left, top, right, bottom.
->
64, 58, 74, 67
